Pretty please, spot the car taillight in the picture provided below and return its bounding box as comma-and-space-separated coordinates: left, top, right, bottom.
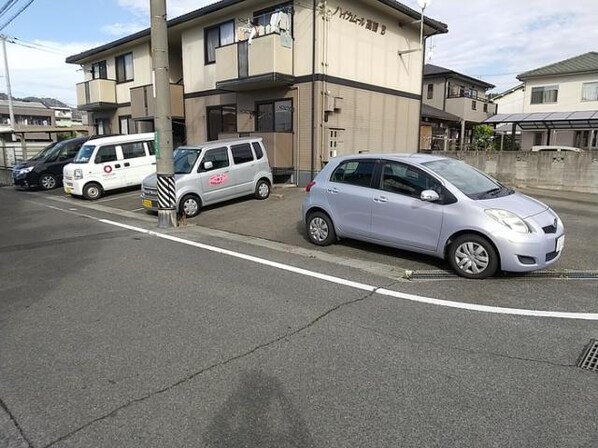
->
305, 181, 315, 192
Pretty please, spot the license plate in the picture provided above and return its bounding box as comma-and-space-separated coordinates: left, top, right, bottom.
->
64, 186, 72, 194
143, 199, 153, 208
556, 235, 565, 252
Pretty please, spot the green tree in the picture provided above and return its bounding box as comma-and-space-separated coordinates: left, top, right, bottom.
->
473, 124, 494, 150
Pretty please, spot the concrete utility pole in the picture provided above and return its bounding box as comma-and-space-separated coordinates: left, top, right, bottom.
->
150, 0, 177, 228
1, 35, 16, 131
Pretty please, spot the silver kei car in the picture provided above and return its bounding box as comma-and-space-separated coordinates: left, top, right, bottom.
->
302, 154, 565, 279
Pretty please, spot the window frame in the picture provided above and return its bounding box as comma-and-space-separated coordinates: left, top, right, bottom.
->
329, 159, 377, 189
206, 104, 237, 141
91, 60, 107, 80
119, 115, 134, 134
230, 143, 255, 165
253, 2, 294, 37
115, 52, 134, 83
93, 145, 118, 164
530, 85, 559, 104
121, 141, 148, 160
199, 146, 230, 172
204, 20, 235, 65
255, 98, 293, 133
581, 81, 598, 102
427, 83, 434, 99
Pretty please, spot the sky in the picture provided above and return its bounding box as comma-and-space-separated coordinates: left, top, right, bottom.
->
1, 0, 597, 106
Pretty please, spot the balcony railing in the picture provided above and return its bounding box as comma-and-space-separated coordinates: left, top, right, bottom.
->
76, 79, 117, 111
130, 83, 185, 120
215, 33, 294, 91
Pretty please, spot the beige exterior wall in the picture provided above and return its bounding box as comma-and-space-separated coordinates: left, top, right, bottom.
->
523, 73, 598, 113
324, 0, 421, 94
494, 88, 525, 114
423, 78, 446, 110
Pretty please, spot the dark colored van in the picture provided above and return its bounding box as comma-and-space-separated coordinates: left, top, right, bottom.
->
12, 136, 91, 190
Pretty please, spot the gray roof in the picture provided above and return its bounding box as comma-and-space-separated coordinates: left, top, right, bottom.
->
0, 99, 47, 109
492, 83, 524, 100
422, 104, 460, 122
517, 52, 598, 80
423, 64, 495, 89
66, 0, 448, 64
484, 111, 598, 130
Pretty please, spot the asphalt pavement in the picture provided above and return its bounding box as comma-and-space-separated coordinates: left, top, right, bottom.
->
0, 185, 597, 447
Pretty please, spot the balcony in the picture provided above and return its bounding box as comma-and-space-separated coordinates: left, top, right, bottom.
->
76, 79, 117, 111
215, 33, 294, 92
130, 84, 185, 120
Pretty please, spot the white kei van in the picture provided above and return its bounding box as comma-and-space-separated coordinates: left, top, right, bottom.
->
63, 133, 156, 200
140, 137, 273, 217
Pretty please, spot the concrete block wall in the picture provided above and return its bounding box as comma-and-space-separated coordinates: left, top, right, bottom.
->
434, 151, 598, 193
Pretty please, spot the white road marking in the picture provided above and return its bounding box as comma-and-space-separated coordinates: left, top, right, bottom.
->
98, 218, 598, 321
96, 191, 141, 202
131, 208, 145, 212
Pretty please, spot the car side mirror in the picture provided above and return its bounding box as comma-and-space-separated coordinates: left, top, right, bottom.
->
420, 189, 440, 202
203, 161, 213, 170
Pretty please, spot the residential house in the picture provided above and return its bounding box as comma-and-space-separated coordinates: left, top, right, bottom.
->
0, 99, 54, 142
51, 106, 75, 127
66, 0, 447, 184
486, 52, 598, 151
422, 64, 497, 150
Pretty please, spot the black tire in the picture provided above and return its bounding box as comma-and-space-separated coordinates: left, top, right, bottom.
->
83, 182, 103, 200
38, 174, 58, 190
179, 194, 201, 218
306, 211, 336, 246
448, 234, 499, 279
254, 179, 271, 200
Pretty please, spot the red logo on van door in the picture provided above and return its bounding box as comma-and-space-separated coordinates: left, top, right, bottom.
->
104, 165, 113, 174
208, 173, 229, 185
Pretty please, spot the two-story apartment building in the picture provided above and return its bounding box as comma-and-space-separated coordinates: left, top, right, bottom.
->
66, 0, 447, 184
0, 99, 55, 142
421, 64, 496, 150
486, 52, 598, 151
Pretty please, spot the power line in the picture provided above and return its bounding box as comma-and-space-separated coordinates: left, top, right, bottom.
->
0, 0, 35, 32
0, 0, 19, 20
2, 34, 70, 55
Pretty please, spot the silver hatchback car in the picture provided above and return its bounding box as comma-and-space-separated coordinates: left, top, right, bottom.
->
302, 154, 565, 279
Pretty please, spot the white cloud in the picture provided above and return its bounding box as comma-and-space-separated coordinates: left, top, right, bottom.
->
115, 0, 217, 19
405, 0, 598, 93
101, 22, 146, 37
3, 40, 102, 106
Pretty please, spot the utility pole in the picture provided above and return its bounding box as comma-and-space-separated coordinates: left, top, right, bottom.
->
150, 0, 177, 228
1, 35, 16, 131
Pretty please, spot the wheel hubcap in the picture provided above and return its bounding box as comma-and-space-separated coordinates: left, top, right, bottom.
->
454, 242, 489, 274
87, 187, 99, 198
183, 199, 198, 216
41, 176, 55, 189
258, 183, 269, 197
309, 217, 329, 242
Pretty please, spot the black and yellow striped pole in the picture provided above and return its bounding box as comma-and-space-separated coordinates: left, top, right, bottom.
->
151, 0, 177, 228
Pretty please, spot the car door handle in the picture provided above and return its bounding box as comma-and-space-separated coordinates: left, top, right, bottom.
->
374, 196, 388, 203
124, 162, 130, 167
114, 164, 121, 168
327, 187, 339, 194
152, 162, 156, 165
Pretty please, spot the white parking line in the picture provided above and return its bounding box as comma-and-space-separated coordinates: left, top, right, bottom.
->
131, 208, 145, 212
98, 218, 598, 321
96, 191, 141, 202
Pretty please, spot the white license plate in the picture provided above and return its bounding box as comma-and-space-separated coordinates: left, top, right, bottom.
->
556, 235, 565, 252
64, 186, 72, 194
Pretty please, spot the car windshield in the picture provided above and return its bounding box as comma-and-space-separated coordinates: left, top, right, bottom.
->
174, 147, 202, 174
29, 142, 58, 161
73, 144, 96, 163
422, 158, 513, 199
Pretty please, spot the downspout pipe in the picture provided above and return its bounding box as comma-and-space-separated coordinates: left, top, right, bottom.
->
310, 0, 316, 180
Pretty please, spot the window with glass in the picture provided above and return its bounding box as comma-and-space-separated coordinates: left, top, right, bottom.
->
581, 82, 598, 102
483, 103, 488, 113
115, 52, 134, 82
231, 143, 254, 165
121, 142, 147, 159
205, 20, 235, 64
207, 105, 237, 141
201, 147, 229, 171
330, 160, 376, 188
119, 115, 134, 134
427, 83, 434, 99
94, 145, 118, 164
252, 142, 264, 159
472, 100, 477, 110
91, 60, 107, 80
174, 148, 202, 174
253, 2, 293, 36
381, 162, 441, 199
256, 99, 292, 132
531, 85, 558, 104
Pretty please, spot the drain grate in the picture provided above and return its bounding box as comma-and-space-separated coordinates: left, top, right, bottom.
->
578, 339, 598, 372
404, 269, 598, 280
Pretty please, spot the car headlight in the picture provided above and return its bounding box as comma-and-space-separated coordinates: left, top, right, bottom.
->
485, 209, 532, 234
19, 166, 34, 174
74, 168, 83, 179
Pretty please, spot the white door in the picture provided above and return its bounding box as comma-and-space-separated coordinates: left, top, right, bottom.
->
92, 144, 125, 191
120, 140, 155, 186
